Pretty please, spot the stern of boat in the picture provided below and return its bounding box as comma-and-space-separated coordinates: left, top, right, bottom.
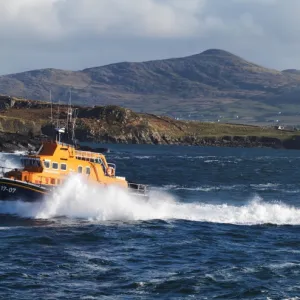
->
128, 182, 149, 198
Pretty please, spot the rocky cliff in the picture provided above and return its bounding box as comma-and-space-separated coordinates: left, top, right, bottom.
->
0, 98, 299, 151
0, 98, 300, 151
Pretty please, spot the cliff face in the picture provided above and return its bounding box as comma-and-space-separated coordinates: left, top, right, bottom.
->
0, 116, 41, 135
1, 98, 300, 150
66, 105, 292, 147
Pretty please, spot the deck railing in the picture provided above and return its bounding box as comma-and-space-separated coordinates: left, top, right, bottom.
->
0, 166, 15, 177
128, 182, 149, 197
75, 150, 101, 160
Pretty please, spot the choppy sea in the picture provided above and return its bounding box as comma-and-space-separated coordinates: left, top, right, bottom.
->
1, 144, 300, 299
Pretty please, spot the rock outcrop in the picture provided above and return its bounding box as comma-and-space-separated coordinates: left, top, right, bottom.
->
1, 98, 300, 151
0, 132, 41, 153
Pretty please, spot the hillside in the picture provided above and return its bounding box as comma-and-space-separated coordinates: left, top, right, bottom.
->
1, 49, 300, 124
1, 98, 300, 151
282, 69, 300, 76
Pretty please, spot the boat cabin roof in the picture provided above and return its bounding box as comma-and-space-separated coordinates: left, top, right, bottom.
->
24, 140, 108, 165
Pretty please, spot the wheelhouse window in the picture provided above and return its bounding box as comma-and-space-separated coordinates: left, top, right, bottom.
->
52, 162, 58, 170
44, 160, 50, 168
86, 167, 91, 175
21, 157, 41, 168
60, 163, 67, 171
78, 166, 83, 174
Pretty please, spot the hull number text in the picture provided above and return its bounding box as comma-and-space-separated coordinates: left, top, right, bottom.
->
0, 185, 16, 193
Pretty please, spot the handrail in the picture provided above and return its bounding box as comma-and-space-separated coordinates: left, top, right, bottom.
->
0, 166, 18, 171
128, 182, 149, 197
107, 163, 116, 175
75, 150, 101, 159
37, 174, 66, 186
0, 166, 19, 176
0, 167, 60, 187
89, 163, 100, 182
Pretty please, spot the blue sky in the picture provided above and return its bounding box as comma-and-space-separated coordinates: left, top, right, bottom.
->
0, 0, 299, 74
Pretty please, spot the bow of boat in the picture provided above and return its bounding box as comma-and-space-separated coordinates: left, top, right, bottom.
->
0, 177, 49, 202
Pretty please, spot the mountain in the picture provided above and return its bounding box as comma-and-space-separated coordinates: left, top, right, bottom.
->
282, 69, 300, 75
1, 49, 300, 124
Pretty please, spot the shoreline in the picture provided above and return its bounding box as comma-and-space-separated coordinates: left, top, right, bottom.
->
0, 100, 300, 152
1, 132, 300, 153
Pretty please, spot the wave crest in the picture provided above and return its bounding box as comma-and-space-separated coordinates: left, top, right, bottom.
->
0, 175, 299, 226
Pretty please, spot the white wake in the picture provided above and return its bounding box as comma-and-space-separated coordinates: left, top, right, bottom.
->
0, 174, 300, 226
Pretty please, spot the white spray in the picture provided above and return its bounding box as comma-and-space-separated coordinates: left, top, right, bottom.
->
0, 152, 22, 171
0, 173, 300, 226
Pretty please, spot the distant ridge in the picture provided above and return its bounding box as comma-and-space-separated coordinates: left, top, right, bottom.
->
0, 48, 300, 121
199, 48, 239, 56
282, 69, 300, 75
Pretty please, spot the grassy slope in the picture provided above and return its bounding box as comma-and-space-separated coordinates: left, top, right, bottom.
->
0, 99, 299, 143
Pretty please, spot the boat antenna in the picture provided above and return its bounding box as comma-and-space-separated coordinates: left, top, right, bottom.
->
56, 98, 60, 129
66, 87, 74, 142
67, 88, 72, 126
71, 108, 78, 146
53, 88, 75, 144
50, 89, 53, 124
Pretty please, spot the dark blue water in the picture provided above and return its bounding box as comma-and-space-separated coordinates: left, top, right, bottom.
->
1, 145, 300, 299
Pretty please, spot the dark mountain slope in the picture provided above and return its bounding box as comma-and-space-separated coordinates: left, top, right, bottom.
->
0, 49, 300, 119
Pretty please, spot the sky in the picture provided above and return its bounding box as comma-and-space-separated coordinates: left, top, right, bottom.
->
0, 0, 299, 75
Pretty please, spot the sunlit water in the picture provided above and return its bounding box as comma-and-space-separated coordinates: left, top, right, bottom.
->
1, 145, 300, 299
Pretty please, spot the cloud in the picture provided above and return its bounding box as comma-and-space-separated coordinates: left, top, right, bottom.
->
0, 0, 300, 74
0, 0, 204, 39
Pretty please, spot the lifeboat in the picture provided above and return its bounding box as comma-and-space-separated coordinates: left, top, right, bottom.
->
0, 106, 148, 202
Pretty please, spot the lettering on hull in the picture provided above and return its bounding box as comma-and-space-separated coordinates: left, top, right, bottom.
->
0, 180, 49, 202
0, 185, 16, 193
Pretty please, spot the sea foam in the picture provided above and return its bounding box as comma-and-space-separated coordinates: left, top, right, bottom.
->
0, 173, 300, 226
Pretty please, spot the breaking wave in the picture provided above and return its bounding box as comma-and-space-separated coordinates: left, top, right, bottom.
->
1, 175, 300, 226
0, 152, 22, 170
159, 183, 300, 194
